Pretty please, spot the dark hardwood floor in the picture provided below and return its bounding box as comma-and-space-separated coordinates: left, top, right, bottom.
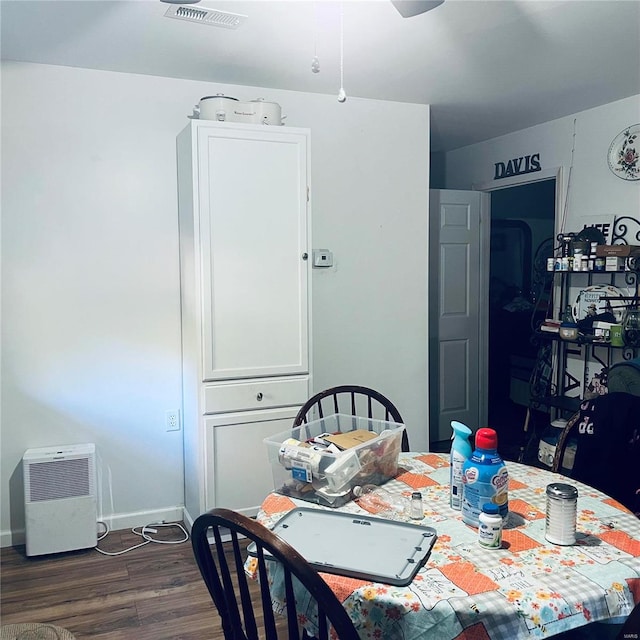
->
1, 525, 225, 639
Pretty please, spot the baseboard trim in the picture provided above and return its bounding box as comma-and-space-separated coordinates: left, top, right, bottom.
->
1, 506, 185, 549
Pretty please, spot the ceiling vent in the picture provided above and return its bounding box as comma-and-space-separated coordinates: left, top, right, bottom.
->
164, 5, 247, 29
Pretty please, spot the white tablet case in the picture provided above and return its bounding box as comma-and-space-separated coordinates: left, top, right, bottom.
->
252, 507, 437, 586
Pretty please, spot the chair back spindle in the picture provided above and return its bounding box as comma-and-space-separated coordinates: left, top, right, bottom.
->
191, 508, 360, 640
293, 385, 409, 452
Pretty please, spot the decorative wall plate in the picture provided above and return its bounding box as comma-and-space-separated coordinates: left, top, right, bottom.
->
608, 124, 640, 181
572, 284, 627, 323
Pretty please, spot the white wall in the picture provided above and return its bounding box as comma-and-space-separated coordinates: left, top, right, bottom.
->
0, 62, 430, 545
445, 95, 640, 232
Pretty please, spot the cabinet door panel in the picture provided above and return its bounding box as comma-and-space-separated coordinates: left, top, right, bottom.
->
198, 127, 309, 381
205, 407, 300, 516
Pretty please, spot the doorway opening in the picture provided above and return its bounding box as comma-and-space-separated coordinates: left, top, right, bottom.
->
485, 179, 556, 461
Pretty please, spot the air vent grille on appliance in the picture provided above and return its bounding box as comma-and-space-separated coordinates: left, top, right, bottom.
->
27, 458, 92, 502
164, 5, 247, 29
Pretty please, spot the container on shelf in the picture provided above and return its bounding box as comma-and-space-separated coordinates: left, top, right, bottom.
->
610, 324, 624, 347
605, 256, 625, 272
559, 305, 579, 340
622, 308, 640, 348
559, 324, 579, 340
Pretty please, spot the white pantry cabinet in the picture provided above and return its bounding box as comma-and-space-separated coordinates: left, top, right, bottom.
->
177, 121, 311, 523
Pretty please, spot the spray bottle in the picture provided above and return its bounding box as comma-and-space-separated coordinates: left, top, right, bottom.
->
450, 421, 472, 510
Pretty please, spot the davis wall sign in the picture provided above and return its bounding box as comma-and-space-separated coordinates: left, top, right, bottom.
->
494, 153, 541, 180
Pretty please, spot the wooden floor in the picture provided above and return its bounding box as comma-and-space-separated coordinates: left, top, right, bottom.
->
0, 524, 227, 639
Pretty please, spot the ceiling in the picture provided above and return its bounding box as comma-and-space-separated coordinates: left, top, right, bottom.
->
2, 0, 639, 152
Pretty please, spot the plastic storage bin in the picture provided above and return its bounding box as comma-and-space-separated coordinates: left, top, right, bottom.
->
264, 414, 405, 507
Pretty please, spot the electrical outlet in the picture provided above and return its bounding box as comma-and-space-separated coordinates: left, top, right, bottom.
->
165, 410, 180, 432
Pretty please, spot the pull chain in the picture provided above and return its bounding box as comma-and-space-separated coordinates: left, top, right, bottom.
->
311, 1, 320, 73
338, 3, 346, 102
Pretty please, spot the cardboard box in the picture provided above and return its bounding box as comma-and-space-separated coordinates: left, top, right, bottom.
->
322, 429, 378, 450
595, 244, 640, 257
265, 414, 405, 508
605, 256, 625, 272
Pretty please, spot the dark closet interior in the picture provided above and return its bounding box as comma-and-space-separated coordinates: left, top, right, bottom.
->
487, 179, 556, 459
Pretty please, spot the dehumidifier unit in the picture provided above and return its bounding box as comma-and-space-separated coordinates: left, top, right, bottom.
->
23, 443, 98, 556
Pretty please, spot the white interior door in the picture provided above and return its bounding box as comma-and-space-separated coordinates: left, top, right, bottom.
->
429, 190, 489, 443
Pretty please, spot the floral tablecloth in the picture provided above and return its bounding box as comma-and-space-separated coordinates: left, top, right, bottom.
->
250, 452, 640, 639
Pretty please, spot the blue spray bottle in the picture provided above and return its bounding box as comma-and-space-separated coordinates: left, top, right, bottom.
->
450, 421, 472, 510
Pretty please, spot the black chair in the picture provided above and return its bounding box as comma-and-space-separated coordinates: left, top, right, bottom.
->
191, 508, 360, 640
292, 385, 410, 452
552, 392, 640, 514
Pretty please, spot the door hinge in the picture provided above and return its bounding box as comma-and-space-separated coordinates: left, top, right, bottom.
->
307, 186, 310, 202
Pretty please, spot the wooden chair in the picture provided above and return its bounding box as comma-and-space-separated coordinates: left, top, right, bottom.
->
191, 508, 360, 640
551, 393, 640, 513
292, 385, 410, 452
551, 410, 581, 474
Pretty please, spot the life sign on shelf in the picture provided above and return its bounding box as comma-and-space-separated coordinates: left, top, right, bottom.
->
581, 215, 614, 244
494, 153, 541, 180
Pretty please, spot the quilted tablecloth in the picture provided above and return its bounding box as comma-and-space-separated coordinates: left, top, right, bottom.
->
250, 452, 640, 639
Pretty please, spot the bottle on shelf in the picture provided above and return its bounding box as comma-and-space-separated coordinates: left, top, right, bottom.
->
559, 305, 579, 341
588, 241, 597, 271
622, 308, 640, 347
461, 428, 509, 528
572, 248, 584, 272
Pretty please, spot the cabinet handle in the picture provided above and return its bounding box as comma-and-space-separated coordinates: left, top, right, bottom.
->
302, 253, 308, 260
256, 392, 263, 401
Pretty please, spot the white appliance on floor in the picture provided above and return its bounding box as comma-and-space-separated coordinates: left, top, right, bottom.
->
23, 443, 97, 556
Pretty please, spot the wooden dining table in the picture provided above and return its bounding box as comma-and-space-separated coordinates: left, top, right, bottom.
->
248, 452, 640, 639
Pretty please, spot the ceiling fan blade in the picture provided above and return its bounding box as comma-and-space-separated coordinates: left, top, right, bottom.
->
391, 0, 445, 18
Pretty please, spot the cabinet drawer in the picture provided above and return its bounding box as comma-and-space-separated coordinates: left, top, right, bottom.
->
203, 377, 309, 414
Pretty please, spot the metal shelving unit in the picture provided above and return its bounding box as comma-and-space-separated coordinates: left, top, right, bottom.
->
519, 216, 640, 462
